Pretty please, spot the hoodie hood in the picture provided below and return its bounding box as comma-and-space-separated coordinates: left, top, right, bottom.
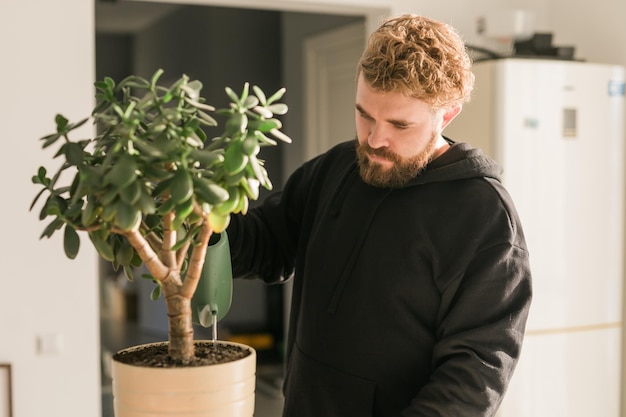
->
328, 140, 502, 217
408, 139, 503, 186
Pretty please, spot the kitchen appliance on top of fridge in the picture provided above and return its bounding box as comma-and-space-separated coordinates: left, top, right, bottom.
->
443, 58, 625, 417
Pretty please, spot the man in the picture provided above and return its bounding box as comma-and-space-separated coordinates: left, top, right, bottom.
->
227, 14, 532, 417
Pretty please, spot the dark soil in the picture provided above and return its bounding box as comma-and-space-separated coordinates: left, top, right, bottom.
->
113, 341, 251, 368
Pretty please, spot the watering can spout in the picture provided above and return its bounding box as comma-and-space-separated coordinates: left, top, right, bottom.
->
191, 232, 233, 328
197, 304, 218, 328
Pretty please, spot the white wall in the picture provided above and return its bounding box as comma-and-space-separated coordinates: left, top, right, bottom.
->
547, 0, 626, 66
0, 1, 101, 416
2, 0, 625, 416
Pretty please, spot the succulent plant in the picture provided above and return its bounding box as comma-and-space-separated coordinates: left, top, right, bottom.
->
30, 69, 290, 363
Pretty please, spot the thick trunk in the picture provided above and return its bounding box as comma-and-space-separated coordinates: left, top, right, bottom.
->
164, 292, 195, 362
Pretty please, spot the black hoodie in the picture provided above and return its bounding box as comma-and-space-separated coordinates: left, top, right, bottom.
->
228, 139, 532, 417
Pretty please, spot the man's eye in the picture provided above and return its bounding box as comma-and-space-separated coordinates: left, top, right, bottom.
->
393, 124, 409, 130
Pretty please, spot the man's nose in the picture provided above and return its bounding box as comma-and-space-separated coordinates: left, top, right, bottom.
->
367, 124, 389, 149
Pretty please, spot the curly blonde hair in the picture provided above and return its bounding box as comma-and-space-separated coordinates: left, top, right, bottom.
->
358, 14, 474, 108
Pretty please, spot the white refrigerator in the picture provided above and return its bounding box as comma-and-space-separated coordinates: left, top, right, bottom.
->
444, 58, 625, 416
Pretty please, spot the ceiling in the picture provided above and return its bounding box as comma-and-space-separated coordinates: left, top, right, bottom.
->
96, 1, 183, 34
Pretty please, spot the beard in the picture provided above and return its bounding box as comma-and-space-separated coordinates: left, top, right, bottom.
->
356, 132, 438, 188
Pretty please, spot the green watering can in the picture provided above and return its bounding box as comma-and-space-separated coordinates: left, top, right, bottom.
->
191, 231, 233, 328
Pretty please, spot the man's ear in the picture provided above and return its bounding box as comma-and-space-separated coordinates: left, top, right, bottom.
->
440, 105, 462, 130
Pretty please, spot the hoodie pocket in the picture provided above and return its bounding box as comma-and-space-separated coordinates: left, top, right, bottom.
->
283, 343, 376, 417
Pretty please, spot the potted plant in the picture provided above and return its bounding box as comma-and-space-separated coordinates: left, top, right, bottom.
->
30, 69, 290, 416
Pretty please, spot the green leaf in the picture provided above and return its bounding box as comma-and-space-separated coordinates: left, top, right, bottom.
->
119, 77, 150, 90
248, 154, 269, 188
136, 190, 157, 214
269, 128, 292, 143
142, 163, 173, 181
64, 142, 84, 166
208, 211, 231, 233
255, 118, 281, 132
185, 134, 204, 148
225, 169, 246, 186
243, 95, 259, 109
122, 100, 137, 120
40, 218, 64, 239
268, 103, 288, 115
123, 265, 135, 281
63, 225, 80, 259
100, 188, 119, 207
65, 200, 84, 219
81, 198, 98, 226
55, 114, 69, 132
130, 253, 143, 268
241, 177, 260, 200
38, 166, 47, 182
184, 97, 215, 112
161, 90, 173, 104
67, 118, 89, 131
89, 231, 115, 262
103, 154, 137, 188
213, 186, 240, 216
171, 236, 191, 252
235, 191, 249, 215
100, 203, 116, 222
156, 196, 177, 215
119, 181, 142, 205
104, 76, 116, 90
77, 165, 105, 189
114, 202, 142, 231
32, 167, 46, 185
254, 130, 277, 146
41, 132, 64, 149
266, 87, 286, 104
94, 80, 109, 90
225, 86, 240, 104
150, 69, 165, 89
30, 188, 47, 212
190, 149, 224, 167
197, 110, 218, 126
132, 139, 167, 159
192, 177, 229, 206
195, 126, 207, 143
115, 239, 135, 267
242, 136, 260, 156
224, 140, 248, 175
170, 168, 193, 204
239, 82, 250, 102
252, 85, 267, 105
150, 284, 162, 301
225, 112, 247, 135
45, 196, 68, 217
172, 197, 195, 230
253, 106, 273, 118
183, 80, 203, 101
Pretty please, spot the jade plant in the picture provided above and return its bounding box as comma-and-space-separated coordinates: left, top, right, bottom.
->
30, 69, 290, 363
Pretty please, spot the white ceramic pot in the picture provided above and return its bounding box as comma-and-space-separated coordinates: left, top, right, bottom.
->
111, 341, 256, 417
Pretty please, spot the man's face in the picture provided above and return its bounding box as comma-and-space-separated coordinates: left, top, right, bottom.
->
354, 74, 448, 188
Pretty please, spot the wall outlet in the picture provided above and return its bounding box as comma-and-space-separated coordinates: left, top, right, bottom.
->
37, 333, 64, 355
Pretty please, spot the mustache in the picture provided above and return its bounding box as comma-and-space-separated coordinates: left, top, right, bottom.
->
359, 142, 401, 162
